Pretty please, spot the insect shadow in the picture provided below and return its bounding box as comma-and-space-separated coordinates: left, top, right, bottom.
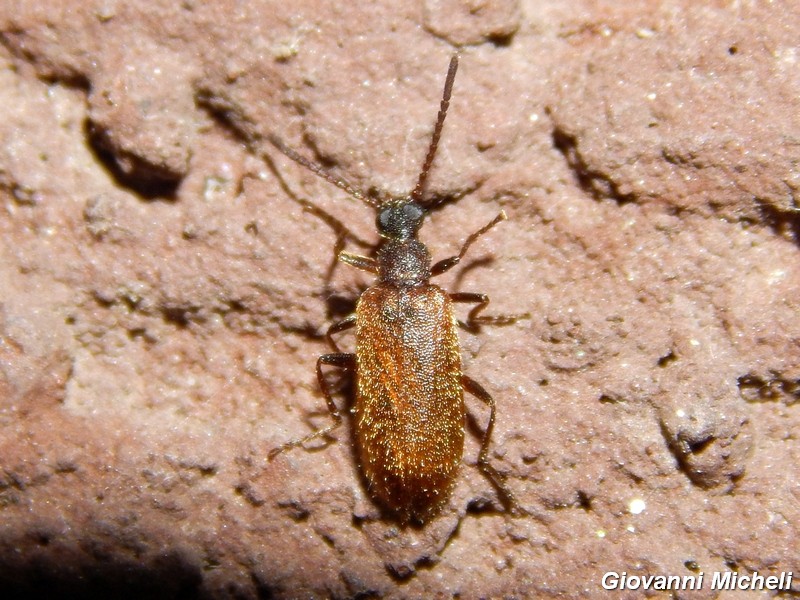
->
264, 55, 530, 525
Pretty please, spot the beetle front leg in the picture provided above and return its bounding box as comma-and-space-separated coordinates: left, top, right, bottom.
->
339, 252, 379, 274
431, 211, 507, 276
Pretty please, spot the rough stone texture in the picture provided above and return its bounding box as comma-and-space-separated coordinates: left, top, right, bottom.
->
0, 0, 798, 598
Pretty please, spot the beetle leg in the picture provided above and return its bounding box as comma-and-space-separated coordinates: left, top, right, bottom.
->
431, 211, 507, 276
462, 374, 524, 515
262, 143, 373, 284
295, 199, 364, 284
450, 291, 530, 333
339, 251, 379, 274
268, 353, 355, 460
326, 314, 356, 353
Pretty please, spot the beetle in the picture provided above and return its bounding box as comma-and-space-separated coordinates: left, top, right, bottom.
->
267, 55, 524, 524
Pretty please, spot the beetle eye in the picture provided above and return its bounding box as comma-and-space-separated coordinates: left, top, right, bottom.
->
378, 208, 392, 230
403, 203, 424, 223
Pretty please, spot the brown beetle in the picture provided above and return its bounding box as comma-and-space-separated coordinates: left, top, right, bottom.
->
268, 56, 523, 523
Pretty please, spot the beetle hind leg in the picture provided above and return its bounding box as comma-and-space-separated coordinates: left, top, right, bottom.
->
462, 374, 525, 516
268, 352, 355, 460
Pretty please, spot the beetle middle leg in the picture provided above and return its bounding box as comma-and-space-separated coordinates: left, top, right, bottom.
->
268, 316, 357, 460
450, 291, 529, 332
433, 211, 529, 331
325, 313, 356, 353
462, 374, 524, 515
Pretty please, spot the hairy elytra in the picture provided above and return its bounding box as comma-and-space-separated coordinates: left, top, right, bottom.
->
267, 56, 524, 524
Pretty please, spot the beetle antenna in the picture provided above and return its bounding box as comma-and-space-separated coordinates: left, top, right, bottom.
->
267, 134, 380, 208
410, 54, 459, 205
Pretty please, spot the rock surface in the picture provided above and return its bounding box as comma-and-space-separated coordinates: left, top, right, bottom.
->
0, 0, 798, 598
